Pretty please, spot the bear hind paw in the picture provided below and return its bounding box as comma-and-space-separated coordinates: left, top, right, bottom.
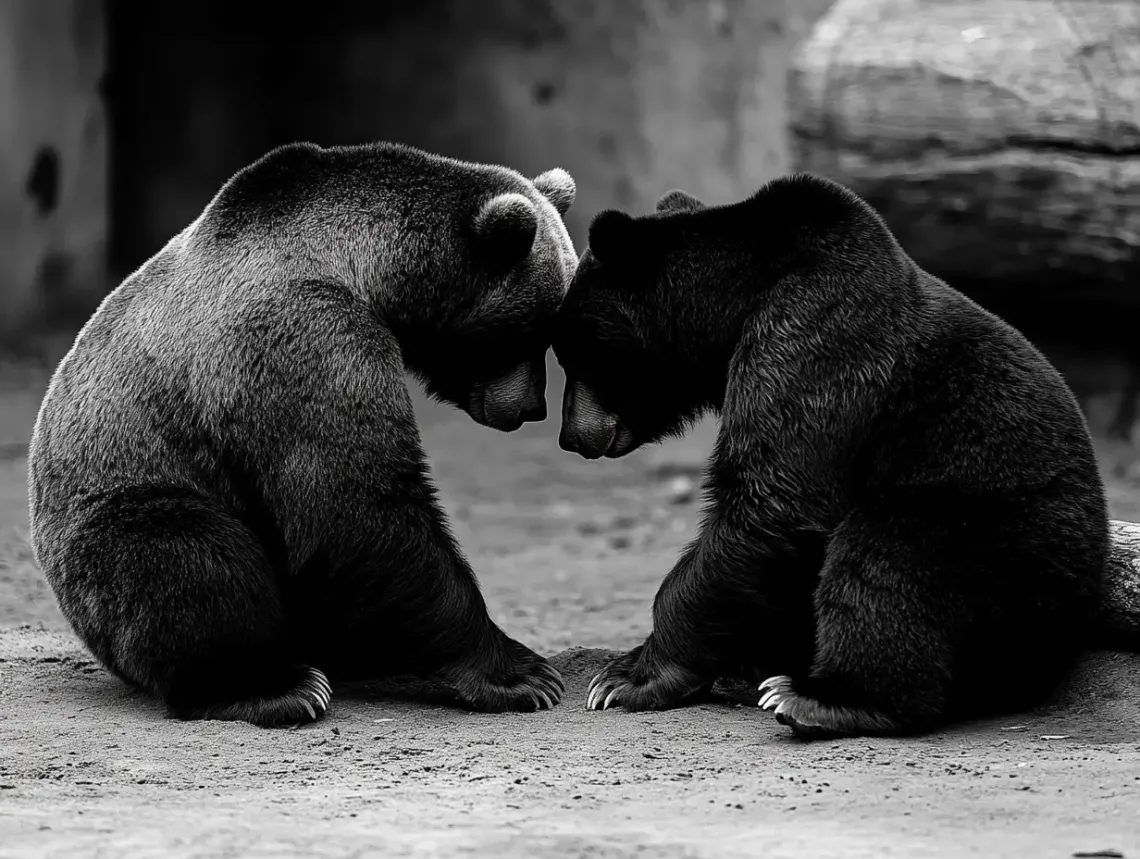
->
168, 665, 332, 728
757, 674, 900, 739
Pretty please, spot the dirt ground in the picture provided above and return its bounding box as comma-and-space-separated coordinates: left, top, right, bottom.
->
1, 351, 1139, 858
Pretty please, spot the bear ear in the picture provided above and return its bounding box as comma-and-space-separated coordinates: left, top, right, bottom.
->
533, 168, 576, 216
656, 189, 705, 214
472, 192, 538, 266
587, 208, 638, 266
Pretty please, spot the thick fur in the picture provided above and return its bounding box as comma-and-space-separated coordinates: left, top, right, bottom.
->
554, 174, 1110, 738
28, 141, 578, 727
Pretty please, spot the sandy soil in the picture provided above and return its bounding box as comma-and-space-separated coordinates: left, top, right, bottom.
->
1, 355, 1139, 858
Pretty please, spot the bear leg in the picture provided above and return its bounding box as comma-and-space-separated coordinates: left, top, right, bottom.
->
51, 486, 328, 727
757, 511, 967, 739
297, 498, 565, 712
586, 535, 821, 712
756, 498, 1099, 739
432, 627, 566, 712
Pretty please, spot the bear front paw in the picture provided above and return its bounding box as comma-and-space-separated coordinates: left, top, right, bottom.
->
585, 645, 706, 712
439, 637, 564, 713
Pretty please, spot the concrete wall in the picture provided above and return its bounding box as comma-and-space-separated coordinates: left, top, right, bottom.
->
0, 0, 832, 335
0, 0, 106, 347
107, 0, 831, 271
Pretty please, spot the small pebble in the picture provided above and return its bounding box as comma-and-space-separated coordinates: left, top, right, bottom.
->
550, 501, 574, 518
667, 476, 697, 504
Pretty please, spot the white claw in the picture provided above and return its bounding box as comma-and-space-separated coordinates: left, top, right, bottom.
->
758, 675, 791, 694
304, 686, 325, 711
588, 671, 603, 691
758, 689, 783, 710
602, 688, 620, 711
589, 684, 609, 711
302, 701, 317, 722
538, 691, 554, 710
586, 686, 601, 710
540, 664, 564, 687
772, 696, 821, 729
302, 667, 332, 704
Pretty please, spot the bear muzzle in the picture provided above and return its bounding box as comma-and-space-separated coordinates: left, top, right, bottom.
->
475, 361, 548, 432
559, 380, 632, 460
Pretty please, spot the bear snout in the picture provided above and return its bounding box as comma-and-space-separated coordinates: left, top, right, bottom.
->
478, 361, 547, 432
559, 380, 618, 460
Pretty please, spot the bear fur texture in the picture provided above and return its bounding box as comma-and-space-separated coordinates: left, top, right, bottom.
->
28, 141, 578, 727
554, 174, 1110, 738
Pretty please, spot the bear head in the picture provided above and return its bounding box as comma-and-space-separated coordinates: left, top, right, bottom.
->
552, 176, 876, 459
552, 188, 716, 459
384, 155, 578, 434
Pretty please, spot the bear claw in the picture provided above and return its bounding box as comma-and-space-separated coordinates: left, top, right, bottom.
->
298, 666, 333, 707
586, 671, 626, 711
757, 674, 794, 710
584, 648, 705, 712
287, 665, 333, 724
757, 675, 837, 736
536, 662, 566, 693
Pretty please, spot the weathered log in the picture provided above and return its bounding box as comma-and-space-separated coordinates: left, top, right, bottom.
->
789, 0, 1140, 303
1106, 519, 1140, 647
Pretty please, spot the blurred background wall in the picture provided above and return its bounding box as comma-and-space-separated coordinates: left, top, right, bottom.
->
0, 0, 105, 336
105, 0, 833, 270
0, 0, 831, 338
0, 0, 1137, 474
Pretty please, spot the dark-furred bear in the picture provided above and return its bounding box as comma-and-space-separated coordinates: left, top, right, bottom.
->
553, 174, 1110, 738
29, 141, 578, 727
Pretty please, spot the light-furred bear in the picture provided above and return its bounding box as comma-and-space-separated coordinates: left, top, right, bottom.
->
28, 141, 578, 727
553, 174, 1110, 738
